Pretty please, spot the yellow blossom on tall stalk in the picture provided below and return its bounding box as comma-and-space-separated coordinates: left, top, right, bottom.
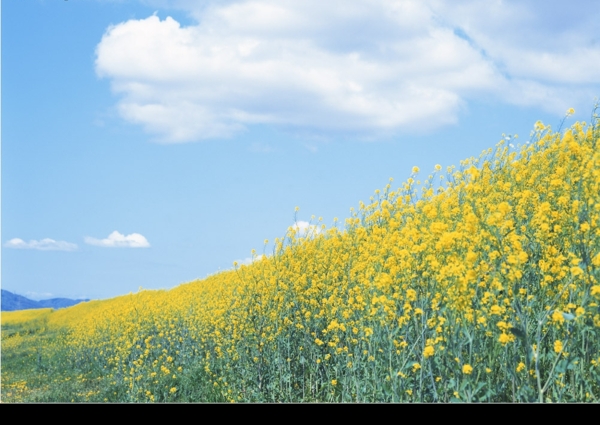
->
423, 345, 435, 358
554, 340, 563, 354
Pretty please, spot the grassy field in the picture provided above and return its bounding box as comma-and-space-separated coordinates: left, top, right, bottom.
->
2, 111, 600, 402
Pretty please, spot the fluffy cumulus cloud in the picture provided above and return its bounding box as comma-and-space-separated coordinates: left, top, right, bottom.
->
289, 220, 321, 238
234, 252, 274, 267
4, 238, 78, 251
235, 256, 259, 266
428, 0, 600, 109
237, 257, 254, 266
84, 231, 151, 248
95, 0, 600, 142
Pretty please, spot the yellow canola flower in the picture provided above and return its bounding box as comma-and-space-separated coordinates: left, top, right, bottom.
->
423, 345, 435, 358
498, 333, 515, 345
552, 310, 565, 325
490, 305, 502, 315
462, 364, 473, 375
554, 340, 563, 354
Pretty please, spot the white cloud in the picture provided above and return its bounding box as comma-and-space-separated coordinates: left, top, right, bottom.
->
4, 238, 78, 251
84, 231, 151, 248
95, 0, 600, 142
289, 220, 321, 238
235, 257, 256, 266
234, 253, 272, 267
248, 142, 274, 153
429, 0, 600, 109
303, 144, 318, 153
25, 291, 55, 301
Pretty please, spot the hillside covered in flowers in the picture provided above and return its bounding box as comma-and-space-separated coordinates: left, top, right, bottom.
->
2, 112, 600, 402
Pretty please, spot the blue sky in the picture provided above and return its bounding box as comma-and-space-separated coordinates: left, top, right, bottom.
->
2, 0, 599, 301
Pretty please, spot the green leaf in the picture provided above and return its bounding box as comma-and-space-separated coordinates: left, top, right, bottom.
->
509, 326, 526, 340
562, 312, 575, 321
514, 300, 523, 315
556, 359, 570, 374
526, 345, 534, 366
472, 382, 486, 397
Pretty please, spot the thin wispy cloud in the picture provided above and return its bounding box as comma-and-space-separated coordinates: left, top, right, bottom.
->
248, 142, 274, 153
4, 238, 78, 251
84, 231, 151, 248
95, 0, 600, 143
25, 291, 54, 300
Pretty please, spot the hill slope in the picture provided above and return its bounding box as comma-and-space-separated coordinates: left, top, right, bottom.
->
2, 115, 599, 403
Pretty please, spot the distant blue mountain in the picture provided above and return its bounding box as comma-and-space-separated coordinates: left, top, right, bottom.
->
1, 289, 89, 311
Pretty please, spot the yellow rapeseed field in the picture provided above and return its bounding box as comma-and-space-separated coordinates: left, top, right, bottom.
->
2, 110, 600, 402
